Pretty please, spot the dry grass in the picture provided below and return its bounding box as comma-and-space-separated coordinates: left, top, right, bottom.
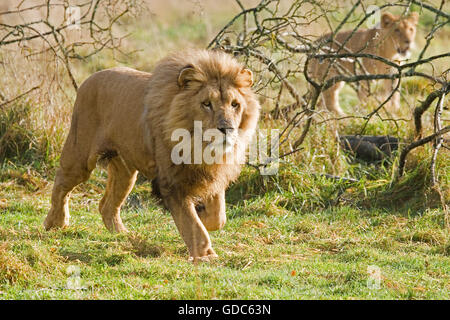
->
0, 243, 35, 284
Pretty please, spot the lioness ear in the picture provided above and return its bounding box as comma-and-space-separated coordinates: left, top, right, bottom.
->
408, 12, 419, 25
237, 68, 253, 87
178, 64, 196, 88
381, 12, 396, 28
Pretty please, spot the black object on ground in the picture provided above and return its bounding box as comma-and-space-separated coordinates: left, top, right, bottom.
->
339, 135, 399, 163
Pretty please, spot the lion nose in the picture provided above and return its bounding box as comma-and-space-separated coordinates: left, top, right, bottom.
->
218, 126, 233, 135
218, 119, 234, 135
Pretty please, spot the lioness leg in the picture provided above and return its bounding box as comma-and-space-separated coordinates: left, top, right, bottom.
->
44, 163, 93, 230
99, 157, 137, 233
197, 190, 226, 231
321, 82, 345, 116
356, 80, 371, 102
382, 78, 401, 112
164, 192, 216, 260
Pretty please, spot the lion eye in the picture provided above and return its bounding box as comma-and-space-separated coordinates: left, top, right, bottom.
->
202, 101, 212, 110
395, 28, 400, 32
231, 101, 240, 108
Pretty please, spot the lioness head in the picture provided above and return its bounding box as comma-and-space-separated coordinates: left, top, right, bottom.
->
381, 12, 419, 59
163, 50, 260, 163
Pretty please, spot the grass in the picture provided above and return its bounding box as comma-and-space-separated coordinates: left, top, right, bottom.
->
0, 0, 449, 299
0, 162, 448, 299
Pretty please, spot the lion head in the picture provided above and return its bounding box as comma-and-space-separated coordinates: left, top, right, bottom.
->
150, 50, 259, 163
381, 12, 419, 59
146, 49, 260, 197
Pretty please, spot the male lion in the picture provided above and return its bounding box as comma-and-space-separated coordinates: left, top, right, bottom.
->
308, 11, 419, 116
43, 49, 260, 261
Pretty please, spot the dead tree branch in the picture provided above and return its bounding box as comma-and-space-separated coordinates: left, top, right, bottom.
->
0, 0, 144, 92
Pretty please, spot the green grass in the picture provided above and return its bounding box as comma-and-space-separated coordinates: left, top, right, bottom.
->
0, 0, 449, 300
0, 163, 448, 300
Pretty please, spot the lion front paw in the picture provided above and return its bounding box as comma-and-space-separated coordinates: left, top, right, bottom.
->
188, 248, 218, 263
43, 209, 69, 231
102, 217, 128, 233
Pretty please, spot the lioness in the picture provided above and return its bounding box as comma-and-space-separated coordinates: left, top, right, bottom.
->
44, 49, 260, 261
308, 12, 418, 116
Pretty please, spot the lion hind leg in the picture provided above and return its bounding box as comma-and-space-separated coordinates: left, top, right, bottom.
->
99, 157, 137, 233
44, 165, 92, 230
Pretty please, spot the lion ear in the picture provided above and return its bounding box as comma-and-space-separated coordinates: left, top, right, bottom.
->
178, 64, 196, 88
237, 68, 253, 87
408, 12, 419, 25
381, 12, 396, 28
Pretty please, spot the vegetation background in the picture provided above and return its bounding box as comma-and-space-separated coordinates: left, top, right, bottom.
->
0, 0, 448, 299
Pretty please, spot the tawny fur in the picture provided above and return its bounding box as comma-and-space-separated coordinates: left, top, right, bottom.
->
308, 12, 418, 116
44, 49, 260, 260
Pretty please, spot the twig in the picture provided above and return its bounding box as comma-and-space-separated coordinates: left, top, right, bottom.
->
0, 86, 40, 109
430, 91, 446, 186
398, 126, 450, 177
414, 85, 450, 138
